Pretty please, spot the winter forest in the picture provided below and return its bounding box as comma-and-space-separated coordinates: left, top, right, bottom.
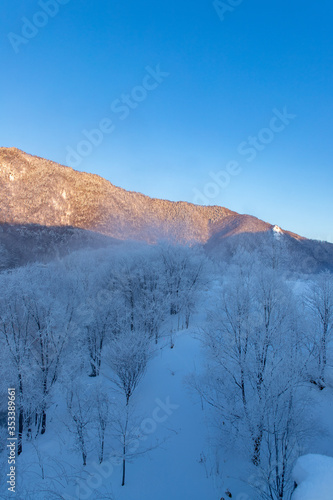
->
0, 241, 332, 500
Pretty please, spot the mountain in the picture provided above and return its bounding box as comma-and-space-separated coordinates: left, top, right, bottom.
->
0, 147, 301, 242
0, 147, 332, 271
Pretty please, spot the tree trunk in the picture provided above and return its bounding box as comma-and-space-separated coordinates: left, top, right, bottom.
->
122, 445, 126, 486
252, 430, 263, 466
320, 329, 327, 383
41, 409, 47, 435
27, 413, 32, 440
77, 425, 87, 466
18, 406, 23, 455
18, 376, 23, 455
89, 362, 97, 377
99, 435, 105, 464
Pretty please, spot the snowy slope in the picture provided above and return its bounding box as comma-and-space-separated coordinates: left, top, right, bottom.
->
292, 454, 333, 500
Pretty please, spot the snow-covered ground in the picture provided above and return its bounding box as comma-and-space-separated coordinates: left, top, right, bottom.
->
292, 454, 333, 500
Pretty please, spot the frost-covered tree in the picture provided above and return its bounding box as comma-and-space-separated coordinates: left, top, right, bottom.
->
195, 263, 308, 498
66, 253, 114, 377
66, 383, 94, 466
95, 388, 110, 464
253, 309, 308, 500
24, 264, 75, 435
0, 269, 32, 454
160, 244, 207, 336
76, 284, 118, 378
305, 271, 333, 387
110, 248, 170, 344
201, 265, 294, 464
104, 328, 151, 485
134, 256, 168, 343
105, 329, 150, 406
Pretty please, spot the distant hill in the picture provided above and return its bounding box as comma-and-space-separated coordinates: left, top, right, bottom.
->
0, 223, 118, 269
0, 147, 332, 272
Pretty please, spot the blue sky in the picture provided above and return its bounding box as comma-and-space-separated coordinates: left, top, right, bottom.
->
1, 0, 333, 242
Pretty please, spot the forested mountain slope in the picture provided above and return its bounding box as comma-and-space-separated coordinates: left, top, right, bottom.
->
0, 147, 299, 244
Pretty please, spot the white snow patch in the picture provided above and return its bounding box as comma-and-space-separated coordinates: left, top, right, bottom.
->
272, 225, 284, 240
9, 173, 15, 181
292, 454, 333, 500
62, 190, 67, 199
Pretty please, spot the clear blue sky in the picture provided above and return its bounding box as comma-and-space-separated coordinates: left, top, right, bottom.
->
1, 0, 332, 242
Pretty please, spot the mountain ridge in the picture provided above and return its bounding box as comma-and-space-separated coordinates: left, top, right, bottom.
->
0, 147, 303, 245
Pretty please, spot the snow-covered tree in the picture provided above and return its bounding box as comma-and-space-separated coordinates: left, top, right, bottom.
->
105, 329, 150, 405
160, 244, 207, 337
24, 264, 75, 435
95, 388, 111, 464
66, 383, 94, 466
0, 269, 32, 455
195, 263, 309, 498
104, 328, 151, 485
305, 271, 333, 387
